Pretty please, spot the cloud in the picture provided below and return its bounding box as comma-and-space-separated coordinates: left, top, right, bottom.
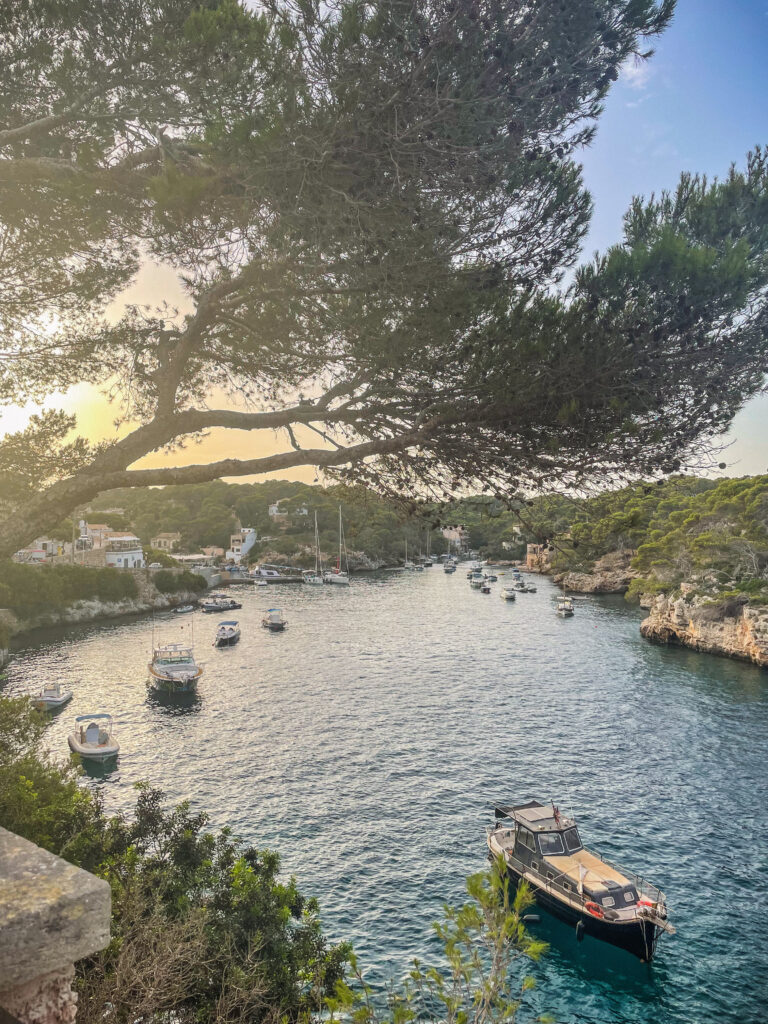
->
620, 57, 653, 90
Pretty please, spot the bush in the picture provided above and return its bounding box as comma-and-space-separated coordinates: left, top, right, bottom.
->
0, 562, 137, 617
152, 570, 207, 594
0, 695, 349, 1024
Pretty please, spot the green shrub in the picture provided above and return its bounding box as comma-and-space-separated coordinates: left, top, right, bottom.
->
152, 569, 206, 593
0, 562, 137, 617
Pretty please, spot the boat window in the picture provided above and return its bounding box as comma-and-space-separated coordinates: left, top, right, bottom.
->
564, 828, 582, 852
623, 890, 637, 904
563, 882, 571, 891
517, 828, 536, 852
601, 896, 615, 908
538, 832, 565, 856
531, 861, 539, 872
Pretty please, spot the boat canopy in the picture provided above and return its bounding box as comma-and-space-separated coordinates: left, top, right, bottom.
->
74, 713, 112, 723
494, 800, 576, 832
218, 620, 239, 626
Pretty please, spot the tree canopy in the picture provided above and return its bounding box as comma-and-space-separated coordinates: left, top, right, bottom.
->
2, 0, 768, 559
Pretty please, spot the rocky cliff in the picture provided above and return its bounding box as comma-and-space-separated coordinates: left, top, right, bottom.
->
640, 592, 768, 669
553, 550, 637, 594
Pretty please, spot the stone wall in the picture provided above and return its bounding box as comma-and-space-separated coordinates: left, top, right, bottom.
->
640, 593, 768, 669
0, 828, 110, 1024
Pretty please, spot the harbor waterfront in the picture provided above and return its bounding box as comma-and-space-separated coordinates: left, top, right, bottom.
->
3, 570, 767, 1024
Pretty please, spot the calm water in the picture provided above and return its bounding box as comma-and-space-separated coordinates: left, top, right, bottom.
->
4, 571, 768, 1023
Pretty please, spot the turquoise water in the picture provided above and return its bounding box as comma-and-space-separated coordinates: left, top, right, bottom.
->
4, 571, 767, 1023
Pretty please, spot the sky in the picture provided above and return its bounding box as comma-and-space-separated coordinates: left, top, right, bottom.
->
2, 0, 768, 482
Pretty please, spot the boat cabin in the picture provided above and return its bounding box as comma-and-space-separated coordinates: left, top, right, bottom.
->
153, 644, 195, 666
494, 801, 640, 909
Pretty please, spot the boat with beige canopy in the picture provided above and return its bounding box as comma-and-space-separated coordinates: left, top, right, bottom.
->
487, 800, 674, 961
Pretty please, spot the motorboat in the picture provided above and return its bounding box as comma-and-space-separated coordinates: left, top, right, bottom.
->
500, 586, 516, 601
487, 801, 674, 961
252, 565, 304, 583
303, 570, 323, 585
444, 562, 457, 574
33, 681, 73, 710
201, 595, 241, 613
513, 580, 527, 592
469, 572, 484, 589
557, 597, 575, 616
484, 573, 498, 582
524, 583, 537, 593
262, 608, 287, 631
147, 642, 204, 693
67, 713, 119, 761
480, 581, 492, 594
214, 620, 241, 647
173, 603, 196, 614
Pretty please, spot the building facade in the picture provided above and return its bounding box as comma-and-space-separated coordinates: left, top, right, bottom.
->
226, 527, 257, 564
105, 534, 144, 568
151, 532, 181, 551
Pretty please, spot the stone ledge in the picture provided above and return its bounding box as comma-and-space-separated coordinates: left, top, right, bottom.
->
0, 828, 110, 992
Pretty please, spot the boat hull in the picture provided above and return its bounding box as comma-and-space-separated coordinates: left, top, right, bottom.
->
502, 862, 662, 961
262, 621, 286, 631
215, 633, 240, 647
34, 691, 73, 710
67, 736, 119, 761
147, 666, 203, 693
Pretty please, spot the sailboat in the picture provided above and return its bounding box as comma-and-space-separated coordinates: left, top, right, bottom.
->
324, 506, 350, 585
303, 512, 324, 585
403, 538, 416, 570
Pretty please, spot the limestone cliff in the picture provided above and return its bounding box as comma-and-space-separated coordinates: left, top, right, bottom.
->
553, 550, 637, 594
640, 593, 768, 669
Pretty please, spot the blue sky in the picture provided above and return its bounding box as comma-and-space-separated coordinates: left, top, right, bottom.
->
577, 0, 768, 475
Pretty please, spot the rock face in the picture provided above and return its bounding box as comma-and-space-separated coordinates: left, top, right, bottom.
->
640, 593, 768, 669
554, 550, 637, 594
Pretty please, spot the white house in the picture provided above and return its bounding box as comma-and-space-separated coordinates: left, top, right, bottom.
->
105, 534, 144, 568
226, 527, 258, 564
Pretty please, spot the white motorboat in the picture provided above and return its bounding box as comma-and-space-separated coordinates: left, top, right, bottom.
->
214, 620, 240, 647
469, 571, 484, 588
148, 642, 204, 693
444, 562, 456, 573
556, 597, 575, 616
500, 586, 516, 601
33, 681, 73, 710
173, 603, 196, 614
324, 506, 351, 585
68, 714, 119, 761
262, 608, 287, 631
513, 580, 527, 592
524, 583, 537, 593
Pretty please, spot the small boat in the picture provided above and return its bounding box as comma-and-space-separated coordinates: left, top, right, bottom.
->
524, 584, 537, 593
485, 573, 498, 582
500, 586, 516, 601
214, 620, 241, 647
469, 572, 484, 589
148, 642, 204, 693
481, 582, 492, 594
513, 581, 527, 592
557, 597, 575, 616
173, 603, 195, 614
262, 608, 287, 631
33, 681, 73, 710
324, 569, 350, 586
255, 579, 268, 587
487, 801, 674, 961
303, 571, 323, 585
67, 713, 119, 761
201, 595, 241, 612
444, 562, 457, 574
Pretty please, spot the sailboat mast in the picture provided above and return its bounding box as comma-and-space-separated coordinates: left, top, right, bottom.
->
338, 505, 342, 570
314, 512, 319, 574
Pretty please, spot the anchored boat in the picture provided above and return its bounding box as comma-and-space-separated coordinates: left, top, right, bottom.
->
148, 642, 204, 693
500, 586, 516, 601
487, 801, 674, 961
262, 608, 287, 631
67, 713, 119, 761
214, 620, 241, 647
556, 597, 575, 616
33, 681, 73, 710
